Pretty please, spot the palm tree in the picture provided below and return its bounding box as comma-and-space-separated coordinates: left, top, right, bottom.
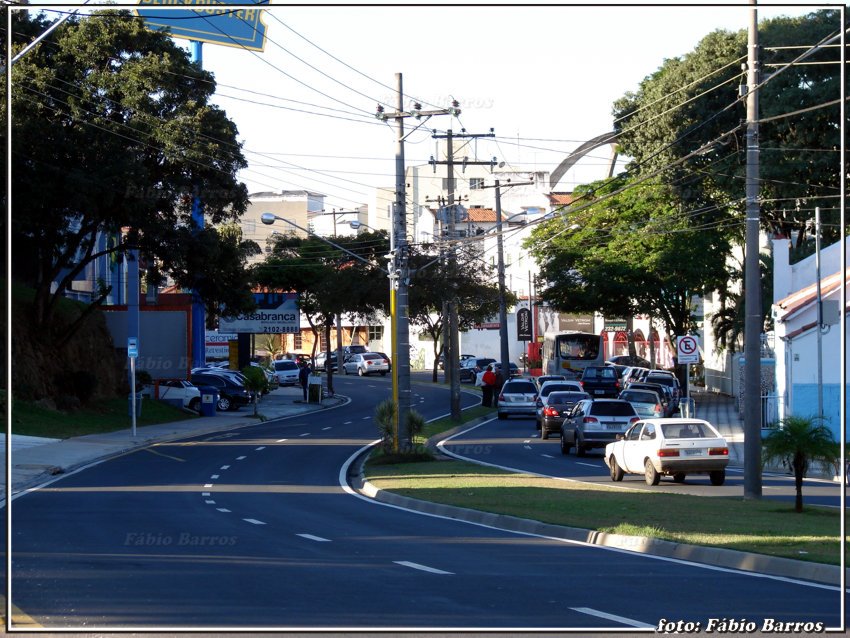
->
762, 415, 836, 512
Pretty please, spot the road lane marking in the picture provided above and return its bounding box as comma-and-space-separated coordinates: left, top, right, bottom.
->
362, 416, 371, 420
220, 465, 230, 470
571, 607, 654, 629
202, 492, 210, 497
216, 508, 230, 513
344, 421, 353, 424
297, 533, 331, 542
322, 427, 332, 431
576, 462, 599, 468
255, 446, 266, 451
393, 561, 453, 575
144, 448, 185, 462
210, 474, 220, 479
541, 454, 554, 459
300, 433, 310, 437
203, 483, 213, 488
205, 500, 215, 505
236, 456, 247, 460
523, 439, 531, 443
276, 439, 287, 443
524, 445, 532, 450
243, 518, 266, 525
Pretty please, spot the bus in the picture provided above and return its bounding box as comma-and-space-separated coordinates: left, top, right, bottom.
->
541, 331, 606, 379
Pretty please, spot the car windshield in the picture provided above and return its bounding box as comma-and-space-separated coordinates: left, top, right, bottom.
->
590, 401, 636, 416
503, 382, 537, 394
660, 422, 715, 438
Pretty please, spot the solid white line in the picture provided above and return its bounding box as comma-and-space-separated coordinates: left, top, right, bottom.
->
576, 462, 599, 468
220, 465, 230, 470
236, 456, 247, 460
296, 533, 331, 542
210, 474, 220, 479
205, 500, 215, 505
393, 561, 453, 575
571, 607, 654, 629
255, 446, 266, 451
216, 508, 230, 513
243, 518, 266, 525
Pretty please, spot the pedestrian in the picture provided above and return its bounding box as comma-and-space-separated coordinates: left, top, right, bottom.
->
482, 364, 497, 408
298, 359, 311, 402
494, 365, 505, 395
474, 367, 487, 406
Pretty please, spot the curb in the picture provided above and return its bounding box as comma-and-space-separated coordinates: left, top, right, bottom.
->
352, 420, 845, 588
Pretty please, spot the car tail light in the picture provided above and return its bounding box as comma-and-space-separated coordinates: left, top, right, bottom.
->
629, 417, 639, 424
657, 448, 680, 457
543, 406, 560, 417
582, 416, 599, 424
709, 447, 729, 456
615, 380, 621, 389
579, 381, 584, 388
498, 393, 505, 402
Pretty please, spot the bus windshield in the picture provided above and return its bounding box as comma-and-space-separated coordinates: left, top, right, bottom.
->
557, 333, 602, 360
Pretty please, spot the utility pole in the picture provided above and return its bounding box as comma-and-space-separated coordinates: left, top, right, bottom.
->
376, 77, 458, 447
481, 179, 533, 384
743, 0, 762, 499
431, 128, 495, 420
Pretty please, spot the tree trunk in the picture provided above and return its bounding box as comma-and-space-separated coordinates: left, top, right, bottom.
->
793, 453, 805, 513
324, 321, 334, 395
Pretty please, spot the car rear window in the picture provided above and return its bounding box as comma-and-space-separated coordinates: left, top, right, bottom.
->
590, 401, 637, 416
549, 392, 588, 403
621, 391, 658, 403
661, 422, 714, 438
646, 374, 676, 386
363, 353, 383, 360
504, 381, 537, 394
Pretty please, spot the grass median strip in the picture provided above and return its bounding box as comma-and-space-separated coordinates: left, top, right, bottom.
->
364, 458, 844, 566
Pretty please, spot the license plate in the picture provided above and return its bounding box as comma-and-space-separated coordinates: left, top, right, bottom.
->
605, 423, 621, 430
683, 449, 704, 456
594, 390, 605, 395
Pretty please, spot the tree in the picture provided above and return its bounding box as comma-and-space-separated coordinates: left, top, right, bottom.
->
5, 10, 256, 346
408, 244, 516, 382
240, 365, 268, 417
253, 229, 390, 394
761, 415, 836, 512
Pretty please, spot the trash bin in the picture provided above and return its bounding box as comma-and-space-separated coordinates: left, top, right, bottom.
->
677, 397, 695, 418
308, 375, 323, 403
128, 393, 143, 417
200, 389, 218, 417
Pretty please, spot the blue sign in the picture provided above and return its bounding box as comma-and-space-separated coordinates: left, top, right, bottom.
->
135, 0, 269, 52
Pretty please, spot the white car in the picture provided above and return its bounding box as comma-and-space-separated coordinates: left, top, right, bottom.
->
141, 379, 201, 412
272, 359, 300, 386
343, 352, 389, 376
604, 418, 729, 486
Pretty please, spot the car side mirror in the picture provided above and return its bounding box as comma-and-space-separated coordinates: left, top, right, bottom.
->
616, 434, 624, 441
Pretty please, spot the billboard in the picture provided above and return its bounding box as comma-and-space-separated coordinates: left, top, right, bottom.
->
135, 0, 269, 52
219, 292, 300, 334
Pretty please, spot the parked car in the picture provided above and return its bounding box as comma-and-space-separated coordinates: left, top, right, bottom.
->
539, 390, 590, 440
373, 352, 392, 371
535, 380, 584, 429
492, 361, 521, 379
459, 357, 496, 383
621, 366, 649, 389
579, 365, 622, 398
342, 344, 368, 362
606, 355, 651, 368
343, 352, 389, 376
628, 382, 676, 416
560, 398, 640, 456
190, 372, 253, 411
645, 371, 682, 402
604, 418, 729, 486
534, 374, 566, 390
496, 379, 538, 420
272, 359, 300, 386
250, 361, 278, 391
141, 379, 201, 412
619, 388, 666, 419
439, 353, 475, 370
314, 351, 338, 372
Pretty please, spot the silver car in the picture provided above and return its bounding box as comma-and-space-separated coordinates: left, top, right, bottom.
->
273, 359, 300, 386
618, 388, 665, 419
343, 353, 389, 377
496, 379, 538, 420
560, 399, 640, 457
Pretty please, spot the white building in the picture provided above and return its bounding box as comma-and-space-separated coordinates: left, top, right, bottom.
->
772, 236, 848, 441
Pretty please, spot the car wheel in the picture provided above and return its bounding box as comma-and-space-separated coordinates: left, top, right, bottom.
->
358, 368, 365, 377
709, 470, 726, 486
575, 434, 586, 457
644, 458, 660, 486
188, 398, 200, 413
541, 425, 548, 440
497, 412, 506, 420
673, 472, 686, 483
609, 456, 624, 482
560, 435, 571, 455
217, 395, 231, 411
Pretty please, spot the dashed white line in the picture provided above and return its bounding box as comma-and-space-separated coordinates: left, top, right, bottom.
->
524, 445, 532, 450
362, 416, 371, 420
243, 518, 266, 525
322, 427, 332, 431
255, 446, 266, 451
393, 561, 453, 575
296, 533, 331, 542
203, 483, 213, 488
216, 508, 231, 513
576, 462, 599, 468
344, 421, 353, 425
205, 500, 215, 505
236, 456, 247, 460
571, 607, 654, 629
210, 474, 220, 479
541, 454, 555, 459
220, 465, 230, 470
300, 432, 310, 437
202, 492, 210, 497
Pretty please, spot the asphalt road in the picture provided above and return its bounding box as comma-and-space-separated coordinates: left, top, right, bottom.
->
7, 378, 845, 630
439, 415, 847, 508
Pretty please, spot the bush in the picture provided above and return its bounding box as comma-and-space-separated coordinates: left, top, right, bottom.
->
53, 370, 99, 405
374, 400, 426, 455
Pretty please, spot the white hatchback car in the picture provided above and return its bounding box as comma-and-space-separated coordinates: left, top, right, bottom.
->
343, 353, 389, 376
272, 359, 300, 386
604, 418, 729, 486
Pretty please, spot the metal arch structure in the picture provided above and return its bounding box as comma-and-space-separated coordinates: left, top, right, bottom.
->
549, 131, 619, 191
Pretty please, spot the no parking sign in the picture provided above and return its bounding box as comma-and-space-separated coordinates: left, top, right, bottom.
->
677, 335, 700, 364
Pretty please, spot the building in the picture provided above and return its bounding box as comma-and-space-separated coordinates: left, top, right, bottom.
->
240, 190, 326, 264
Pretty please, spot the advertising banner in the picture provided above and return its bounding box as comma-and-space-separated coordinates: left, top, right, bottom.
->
219, 292, 300, 334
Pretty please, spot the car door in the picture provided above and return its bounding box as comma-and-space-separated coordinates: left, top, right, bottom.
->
563, 400, 586, 444
621, 422, 648, 472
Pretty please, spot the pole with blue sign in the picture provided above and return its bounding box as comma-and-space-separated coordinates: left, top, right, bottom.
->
189, 40, 205, 369
128, 337, 139, 437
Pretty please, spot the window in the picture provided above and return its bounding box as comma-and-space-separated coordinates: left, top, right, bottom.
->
294, 333, 302, 349
469, 178, 484, 190
368, 325, 383, 341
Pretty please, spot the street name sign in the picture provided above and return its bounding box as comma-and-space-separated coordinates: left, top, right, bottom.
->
135, 0, 269, 52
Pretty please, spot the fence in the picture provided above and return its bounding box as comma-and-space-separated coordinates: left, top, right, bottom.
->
761, 393, 783, 429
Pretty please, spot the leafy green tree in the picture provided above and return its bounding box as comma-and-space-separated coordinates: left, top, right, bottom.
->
240, 365, 268, 417
253, 229, 390, 394
408, 244, 516, 382
5, 10, 256, 346
762, 415, 836, 512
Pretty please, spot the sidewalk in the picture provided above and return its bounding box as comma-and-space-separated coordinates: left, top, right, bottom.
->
2, 386, 345, 506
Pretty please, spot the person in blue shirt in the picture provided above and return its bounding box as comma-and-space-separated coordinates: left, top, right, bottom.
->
298, 360, 311, 401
